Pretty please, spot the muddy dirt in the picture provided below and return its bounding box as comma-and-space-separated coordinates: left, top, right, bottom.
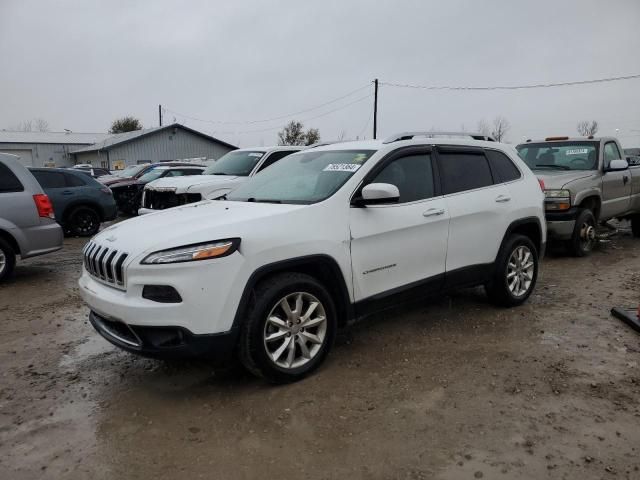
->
1, 229, 640, 480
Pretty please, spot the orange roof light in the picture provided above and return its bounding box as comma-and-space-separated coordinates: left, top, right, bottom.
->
545, 136, 569, 141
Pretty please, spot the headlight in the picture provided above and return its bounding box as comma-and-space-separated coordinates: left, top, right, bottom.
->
544, 189, 570, 198
141, 239, 240, 264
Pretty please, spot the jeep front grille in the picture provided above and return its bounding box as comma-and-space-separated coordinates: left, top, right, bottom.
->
83, 241, 128, 289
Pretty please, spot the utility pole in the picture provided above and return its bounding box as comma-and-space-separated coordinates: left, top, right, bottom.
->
373, 79, 378, 139
159, 104, 163, 127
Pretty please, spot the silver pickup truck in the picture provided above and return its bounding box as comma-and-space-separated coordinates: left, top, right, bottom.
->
516, 137, 640, 256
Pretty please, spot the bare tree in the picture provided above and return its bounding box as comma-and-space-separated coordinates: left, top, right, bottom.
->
277, 120, 321, 146
34, 118, 49, 132
577, 120, 598, 136
491, 116, 511, 142
337, 129, 347, 141
477, 119, 491, 137
12, 120, 33, 132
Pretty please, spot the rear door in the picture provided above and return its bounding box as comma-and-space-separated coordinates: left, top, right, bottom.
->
350, 147, 449, 303
601, 141, 631, 218
436, 146, 512, 282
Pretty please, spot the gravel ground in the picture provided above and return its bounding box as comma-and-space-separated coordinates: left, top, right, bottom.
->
1, 228, 639, 480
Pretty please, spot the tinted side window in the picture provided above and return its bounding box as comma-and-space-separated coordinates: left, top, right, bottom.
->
0, 163, 24, 193
32, 170, 67, 188
66, 173, 86, 187
438, 152, 494, 195
486, 150, 521, 183
257, 150, 298, 173
180, 169, 203, 176
370, 154, 434, 203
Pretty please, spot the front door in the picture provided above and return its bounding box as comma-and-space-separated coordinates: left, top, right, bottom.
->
349, 149, 449, 304
601, 141, 631, 218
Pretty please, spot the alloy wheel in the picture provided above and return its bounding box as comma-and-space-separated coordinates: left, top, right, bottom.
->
507, 245, 535, 297
263, 292, 327, 369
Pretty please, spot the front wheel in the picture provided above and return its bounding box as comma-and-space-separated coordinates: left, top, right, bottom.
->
485, 234, 539, 307
239, 272, 337, 383
567, 208, 596, 257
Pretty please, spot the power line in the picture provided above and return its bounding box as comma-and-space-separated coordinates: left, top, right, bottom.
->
163, 83, 371, 126
380, 73, 640, 91
209, 93, 373, 135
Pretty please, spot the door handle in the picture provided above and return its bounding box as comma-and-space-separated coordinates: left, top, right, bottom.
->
623, 175, 629, 185
495, 195, 511, 203
62, 190, 74, 195
423, 208, 445, 217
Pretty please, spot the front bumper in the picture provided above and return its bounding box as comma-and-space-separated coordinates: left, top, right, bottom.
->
545, 207, 578, 240
89, 311, 237, 361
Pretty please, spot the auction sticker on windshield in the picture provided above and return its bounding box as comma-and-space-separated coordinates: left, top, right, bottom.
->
323, 163, 361, 172
566, 148, 589, 155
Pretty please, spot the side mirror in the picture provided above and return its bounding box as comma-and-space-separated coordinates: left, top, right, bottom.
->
606, 159, 629, 172
354, 183, 400, 206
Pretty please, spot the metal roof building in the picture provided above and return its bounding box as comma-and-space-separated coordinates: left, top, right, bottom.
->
71, 124, 237, 169
0, 124, 237, 169
0, 131, 111, 167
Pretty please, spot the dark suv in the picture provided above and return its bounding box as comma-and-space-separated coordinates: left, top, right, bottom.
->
30, 168, 117, 237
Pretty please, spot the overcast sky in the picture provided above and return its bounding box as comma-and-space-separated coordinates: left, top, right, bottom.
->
1, 0, 639, 147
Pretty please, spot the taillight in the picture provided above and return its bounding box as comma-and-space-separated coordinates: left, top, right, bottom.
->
537, 178, 546, 191
33, 194, 55, 219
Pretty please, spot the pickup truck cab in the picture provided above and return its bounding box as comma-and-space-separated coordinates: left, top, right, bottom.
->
517, 136, 640, 256
139, 147, 300, 214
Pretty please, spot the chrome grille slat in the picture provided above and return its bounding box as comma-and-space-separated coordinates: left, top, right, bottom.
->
83, 241, 128, 290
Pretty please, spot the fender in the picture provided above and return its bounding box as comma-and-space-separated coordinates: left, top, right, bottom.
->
498, 216, 544, 259
230, 254, 353, 334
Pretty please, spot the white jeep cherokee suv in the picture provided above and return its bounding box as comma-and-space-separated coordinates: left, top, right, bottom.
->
79, 132, 545, 383
138, 146, 301, 214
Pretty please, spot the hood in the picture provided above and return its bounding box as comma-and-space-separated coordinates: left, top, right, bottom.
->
109, 179, 138, 189
101, 176, 133, 186
533, 169, 596, 189
93, 200, 304, 258
145, 174, 242, 194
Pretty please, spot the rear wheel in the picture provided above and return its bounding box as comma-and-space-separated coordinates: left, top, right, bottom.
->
0, 237, 16, 283
632, 215, 640, 238
67, 206, 101, 237
485, 234, 539, 307
567, 208, 596, 257
239, 272, 337, 383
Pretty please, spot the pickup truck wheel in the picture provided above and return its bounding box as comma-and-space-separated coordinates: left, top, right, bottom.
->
567, 209, 596, 257
632, 215, 640, 238
239, 272, 337, 383
485, 234, 538, 307
67, 206, 101, 237
0, 237, 16, 282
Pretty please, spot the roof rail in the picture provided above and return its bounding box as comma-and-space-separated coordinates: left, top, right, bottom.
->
382, 131, 496, 144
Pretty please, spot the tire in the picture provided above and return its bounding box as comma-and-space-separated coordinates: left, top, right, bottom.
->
485, 234, 539, 307
632, 215, 640, 238
238, 272, 337, 383
0, 237, 16, 283
67, 206, 101, 237
567, 208, 596, 257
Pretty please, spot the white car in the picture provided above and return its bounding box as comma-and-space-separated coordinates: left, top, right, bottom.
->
138, 146, 301, 214
79, 132, 546, 383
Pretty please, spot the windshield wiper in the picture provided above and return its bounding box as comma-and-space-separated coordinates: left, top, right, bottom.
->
534, 164, 571, 170
246, 197, 282, 204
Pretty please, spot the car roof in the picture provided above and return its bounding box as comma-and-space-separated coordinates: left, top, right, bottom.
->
234, 146, 302, 153
307, 137, 507, 153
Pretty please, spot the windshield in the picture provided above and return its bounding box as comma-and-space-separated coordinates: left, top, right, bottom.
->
227, 150, 375, 204
115, 164, 147, 177
203, 151, 266, 176
516, 142, 599, 171
137, 168, 169, 183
